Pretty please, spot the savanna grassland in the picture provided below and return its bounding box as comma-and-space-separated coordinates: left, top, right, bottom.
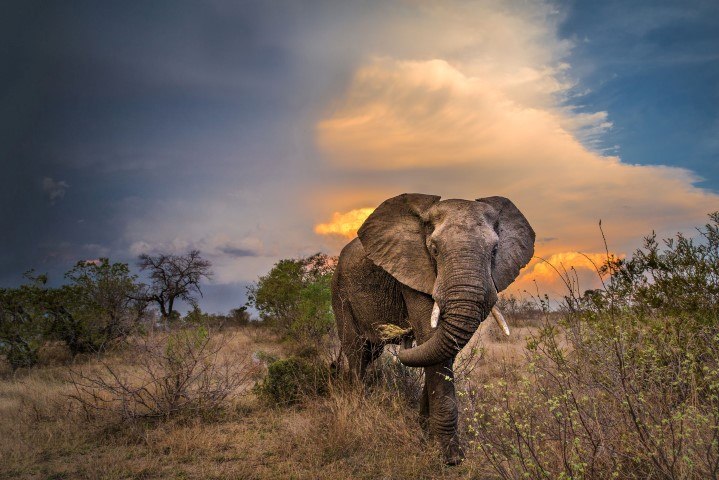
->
2, 217, 719, 479
0, 320, 536, 480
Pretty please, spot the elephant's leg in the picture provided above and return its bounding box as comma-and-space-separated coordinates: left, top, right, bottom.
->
358, 340, 384, 380
335, 298, 367, 382
425, 359, 463, 465
344, 338, 368, 382
345, 338, 383, 382
398, 287, 434, 436
419, 380, 430, 433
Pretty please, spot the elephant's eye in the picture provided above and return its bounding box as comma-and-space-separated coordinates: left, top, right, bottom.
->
492, 244, 498, 257
429, 243, 439, 256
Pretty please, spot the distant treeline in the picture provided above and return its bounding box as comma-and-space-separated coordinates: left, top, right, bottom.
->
0, 251, 250, 370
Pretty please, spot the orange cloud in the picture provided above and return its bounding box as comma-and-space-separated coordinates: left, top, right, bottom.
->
315, 56, 718, 259
309, 0, 719, 300
528, 252, 623, 282
507, 251, 626, 299
315, 208, 375, 239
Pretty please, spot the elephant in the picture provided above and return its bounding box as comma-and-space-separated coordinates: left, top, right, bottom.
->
331, 193, 535, 464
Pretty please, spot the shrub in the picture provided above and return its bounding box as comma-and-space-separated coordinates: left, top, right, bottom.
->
255, 356, 329, 406
0, 260, 147, 370
462, 213, 719, 479
228, 306, 251, 327
247, 253, 336, 345
607, 212, 719, 318
0, 273, 53, 370
59, 258, 147, 354
69, 326, 256, 419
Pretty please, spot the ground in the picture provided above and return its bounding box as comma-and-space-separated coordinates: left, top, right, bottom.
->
0, 320, 537, 480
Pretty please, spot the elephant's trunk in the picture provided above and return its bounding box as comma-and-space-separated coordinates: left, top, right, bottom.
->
399, 267, 490, 367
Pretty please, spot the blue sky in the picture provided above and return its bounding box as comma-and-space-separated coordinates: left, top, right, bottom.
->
1, 0, 718, 312
559, 0, 719, 187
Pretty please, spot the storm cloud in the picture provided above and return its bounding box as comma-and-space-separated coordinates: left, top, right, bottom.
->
2, 0, 718, 310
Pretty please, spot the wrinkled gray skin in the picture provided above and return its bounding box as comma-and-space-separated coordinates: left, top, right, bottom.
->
332, 193, 535, 465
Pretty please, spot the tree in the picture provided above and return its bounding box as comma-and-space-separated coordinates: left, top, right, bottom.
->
0, 260, 146, 367
57, 258, 146, 354
0, 272, 50, 369
591, 211, 719, 319
138, 250, 212, 320
247, 253, 336, 340
228, 306, 251, 326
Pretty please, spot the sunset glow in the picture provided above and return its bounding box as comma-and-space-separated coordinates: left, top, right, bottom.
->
314, 208, 374, 239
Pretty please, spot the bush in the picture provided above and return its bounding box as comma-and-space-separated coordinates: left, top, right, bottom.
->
255, 356, 329, 406
247, 253, 336, 345
0, 273, 54, 370
0, 260, 147, 370
183, 305, 253, 330
462, 213, 719, 479
59, 258, 147, 354
69, 326, 257, 419
607, 212, 719, 318
228, 306, 251, 327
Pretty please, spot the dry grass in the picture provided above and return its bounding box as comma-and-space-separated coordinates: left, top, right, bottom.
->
0, 321, 534, 480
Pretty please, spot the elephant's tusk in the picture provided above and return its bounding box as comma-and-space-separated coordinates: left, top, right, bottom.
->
491, 306, 510, 336
430, 302, 440, 329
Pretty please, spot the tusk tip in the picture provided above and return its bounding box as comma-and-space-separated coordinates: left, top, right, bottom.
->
491, 306, 511, 336
430, 302, 440, 329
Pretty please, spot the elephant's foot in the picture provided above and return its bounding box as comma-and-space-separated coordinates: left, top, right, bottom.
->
442, 439, 465, 466
437, 432, 465, 466
419, 415, 430, 435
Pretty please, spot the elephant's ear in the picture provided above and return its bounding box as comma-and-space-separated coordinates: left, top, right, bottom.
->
358, 193, 441, 295
476, 196, 535, 292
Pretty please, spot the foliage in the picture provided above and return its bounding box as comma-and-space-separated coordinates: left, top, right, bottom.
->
0, 260, 146, 369
228, 306, 251, 326
57, 258, 146, 355
184, 305, 252, 330
247, 253, 336, 342
463, 212, 719, 479
592, 211, 719, 320
255, 356, 329, 406
138, 249, 212, 319
0, 273, 50, 369
69, 326, 256, 419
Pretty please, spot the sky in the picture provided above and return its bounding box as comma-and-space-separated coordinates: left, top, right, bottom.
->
2, 0, 718, 313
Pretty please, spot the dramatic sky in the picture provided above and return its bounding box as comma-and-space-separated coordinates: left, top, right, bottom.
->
2, 0, 718, 313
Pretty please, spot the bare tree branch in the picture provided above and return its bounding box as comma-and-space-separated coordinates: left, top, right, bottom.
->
137, 250, 212, 319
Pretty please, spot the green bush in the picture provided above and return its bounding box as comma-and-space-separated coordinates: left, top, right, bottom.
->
247, 253, 336, 344
0, 273, 55, 370
255, 356, 329, 406
587, 212, 719, 320
0, 259, 146, 370
61, 258, 146, 353
462, 213, 719, 479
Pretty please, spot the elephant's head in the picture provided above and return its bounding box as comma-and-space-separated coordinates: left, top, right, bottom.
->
358, 193, 535, 367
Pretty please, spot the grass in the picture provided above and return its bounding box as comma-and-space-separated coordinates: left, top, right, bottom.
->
0, 320, 537, 480
3, 280, 717, 478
